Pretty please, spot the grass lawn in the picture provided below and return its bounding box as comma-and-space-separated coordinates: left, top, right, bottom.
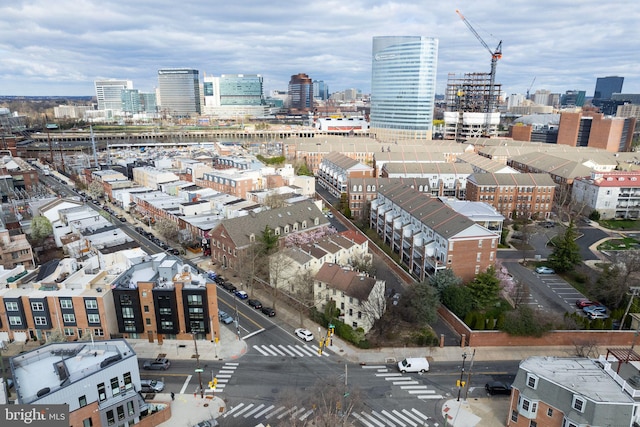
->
598, 219, 640, 230
597, 237, 640, 251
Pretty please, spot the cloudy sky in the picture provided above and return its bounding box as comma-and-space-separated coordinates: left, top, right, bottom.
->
1, 0, 639, 98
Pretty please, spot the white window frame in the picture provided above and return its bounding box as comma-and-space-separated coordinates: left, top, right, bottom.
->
34, 316, 47, 326
63, 313, 76, 323
8, 316, 22, 325
87, 314, 100, 324
526, 373, 539, 389
5, 301, 18, 311
571, 395, 586, 413
60, 299, 73, 309
64, 328, 75, 336
85, 300, 98, 310
31, 302, 44, 311
562, 419, 578, 427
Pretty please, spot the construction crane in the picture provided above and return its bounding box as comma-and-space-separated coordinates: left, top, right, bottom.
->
455, 9, 502, 116
526, 76, 536, 100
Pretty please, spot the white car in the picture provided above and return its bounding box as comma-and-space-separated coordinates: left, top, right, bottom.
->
535, 266, 555, 274
295, 328, 314, 342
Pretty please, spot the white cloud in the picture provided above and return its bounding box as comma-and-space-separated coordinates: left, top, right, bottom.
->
0, 0, 638, 96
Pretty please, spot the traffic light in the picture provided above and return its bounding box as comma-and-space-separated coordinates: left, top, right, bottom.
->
213, 378, 218, 388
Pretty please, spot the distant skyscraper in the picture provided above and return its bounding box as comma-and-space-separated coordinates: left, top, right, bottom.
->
313, 80, 329, 101
288, 73, 314, 112
370, 36, 438, 141
201, 74, 266, 118
561, 90, 586, 107
593, 76, 624, 105
94, 79, 133, 111
157, 68, 201, 117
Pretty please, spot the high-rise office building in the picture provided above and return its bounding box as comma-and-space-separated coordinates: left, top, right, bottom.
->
370, 36, 439, 141
288, 73, 314, 112
593, 76, 624, 106
94, 79, 133, 111
202, 74, 266, 118
121, 89, 158, 115
561, 90, 586, 107
313, 80, 329, 101
157, 68, 201, 117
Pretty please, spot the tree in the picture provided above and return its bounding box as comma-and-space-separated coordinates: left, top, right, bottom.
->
466, 265, 501, 310
359, 283, 388, 334
403, 280, 440, 326
155, 218, 179, 241
263, 193, 288, 209
349, 253, 376, 276
547, 220, 581, 273
290, 270, 316, 326
428, 269, 462, 299
87, 180, 104, 199
502, 306, 554, 337
591, 251, 640, 308
442, 284, 474, 319
30, 215, 53, 243
260, 225, 279, 255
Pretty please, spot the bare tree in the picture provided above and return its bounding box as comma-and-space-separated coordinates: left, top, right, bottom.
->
349, 253, 375, 276
359, 284, 387, 337
236, 242, 265, 296
155, 218, 179, 241
291, 270, 316, 326
268, 250, 295, 311
263, 193, 288, 209
87, 180, 104, 200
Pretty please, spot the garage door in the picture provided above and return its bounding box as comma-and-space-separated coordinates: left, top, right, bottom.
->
13, 332, 27, 342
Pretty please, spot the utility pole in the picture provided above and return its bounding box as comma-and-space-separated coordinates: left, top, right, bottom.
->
193, 333, 203, 398
464, 349, 476, 400
457, 352, 468, 402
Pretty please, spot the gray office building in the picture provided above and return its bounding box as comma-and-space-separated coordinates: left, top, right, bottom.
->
158, 68, 201, 117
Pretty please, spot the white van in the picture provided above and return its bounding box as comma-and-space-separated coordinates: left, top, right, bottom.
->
398, 357, 430, 373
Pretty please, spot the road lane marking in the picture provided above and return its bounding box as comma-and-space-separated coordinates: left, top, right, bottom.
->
253, 404, 275, 418
244, 328, 265, 339
179, 375, 192, 394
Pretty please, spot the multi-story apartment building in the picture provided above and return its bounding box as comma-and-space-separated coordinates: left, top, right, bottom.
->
0, 257, 120, 343
379, 162, 473, 199
347, 177, 431, 220
10, 339, 151, 427
196, 169, 261, 199
317, 152, 374, 198
507, 357, 637, 427
313, 263, 385, 333
465, 173, 556, 219
288, 73, 314, 112
370, 36, 438, 141
0, 229, 35, 270
209, 200, 329, 271
111, 253, 220, 342
572, 171, 640, 219
157, 68, 201, 117
370, 182, 497, 282
132, 166, 179, 190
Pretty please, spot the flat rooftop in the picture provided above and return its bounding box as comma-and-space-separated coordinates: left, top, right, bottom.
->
11, 340, 135, 404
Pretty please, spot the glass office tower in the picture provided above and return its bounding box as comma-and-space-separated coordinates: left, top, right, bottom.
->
593, 76, 624, 106
157, 68, 201, 117
371, 36, 438, 141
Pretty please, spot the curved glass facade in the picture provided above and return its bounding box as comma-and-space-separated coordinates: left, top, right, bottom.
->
371, 36, 438, 141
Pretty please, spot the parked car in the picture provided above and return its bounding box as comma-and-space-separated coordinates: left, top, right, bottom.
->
218, 310, 234, 325
261, 307, 276, 317
541, 221, 555, 228
140, 379, 164, 393
167, 248, 180, 256
485, 381, 511, 395
221, 282, 237, 292
214, 276, 226, 285
295, 328, 314, 342
535, 266, 555, 274
248, 299, 262, 309
234, 290, 248, 300
583, 305, 607, 315
576, 298, 601, 308
587, 311, 610, 320
142, 358, 171, 370
397, 357, 430, 373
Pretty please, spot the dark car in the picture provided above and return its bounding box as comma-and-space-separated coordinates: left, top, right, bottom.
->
117, 216, 127, 223
485, 381, 511, 395
134, 226, 143, 233
168, 248, 180, 256
248, 299, 262, 309
221, 282, 237, 293
261, 307, 276, 317
214, 276, 226, 285
142, 358, 171, 370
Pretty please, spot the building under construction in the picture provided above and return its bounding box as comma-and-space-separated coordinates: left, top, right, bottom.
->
444, 72, 502, 140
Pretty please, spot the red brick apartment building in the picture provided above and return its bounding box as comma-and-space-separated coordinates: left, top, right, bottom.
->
317, 152, 374, 198
466, 173, 556, 219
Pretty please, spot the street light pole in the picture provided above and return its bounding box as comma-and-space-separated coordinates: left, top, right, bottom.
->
193, 333, 203, 398
457, 352, 467, 402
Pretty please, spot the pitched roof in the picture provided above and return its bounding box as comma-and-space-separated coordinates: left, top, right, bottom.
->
467, 172, 556, 187
213, 200, 329, 248
314, 263, 378, 301
378, 182, 482, 239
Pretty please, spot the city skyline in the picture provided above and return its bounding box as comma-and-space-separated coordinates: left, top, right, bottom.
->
1, 0, 639, 97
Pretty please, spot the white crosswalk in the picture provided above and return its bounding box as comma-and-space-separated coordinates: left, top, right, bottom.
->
222, 403, 314, 423
365, 365, 444, 400
352, 407, 433, 427
212, 362, 238, 391
252, 343, 331, 357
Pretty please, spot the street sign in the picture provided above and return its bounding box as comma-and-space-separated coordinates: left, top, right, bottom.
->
329, 323, 335, 329
195, 368, 204, 373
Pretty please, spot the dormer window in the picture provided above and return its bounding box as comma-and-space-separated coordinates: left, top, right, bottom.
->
293, 223, 298, 231
302, 221, 307, 229
249, 234, 255, 242
284, 225, 290, 233
275, 227, 281, 236
314, 217, 319, 225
